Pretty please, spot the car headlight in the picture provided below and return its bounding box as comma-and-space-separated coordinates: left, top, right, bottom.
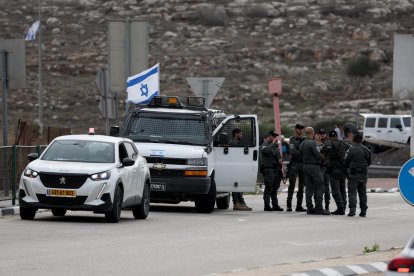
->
187, 158, 207, 166
90, 171, 111, 181
24, 168, 39, 178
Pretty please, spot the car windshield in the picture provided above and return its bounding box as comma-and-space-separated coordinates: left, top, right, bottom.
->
41, 140, 115, 163
126, 113, 209, 145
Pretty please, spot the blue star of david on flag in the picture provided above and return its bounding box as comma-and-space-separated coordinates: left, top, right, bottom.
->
140, 83, 149, 97
126, 63, 160, 104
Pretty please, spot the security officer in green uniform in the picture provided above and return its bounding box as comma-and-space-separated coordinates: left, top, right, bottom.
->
299, 127, 330, 215
287, 123, 306, 212
344, 133, 371, 217
316, 129, 330, 212
321, 130, 351, 215
261, 131, 284, 212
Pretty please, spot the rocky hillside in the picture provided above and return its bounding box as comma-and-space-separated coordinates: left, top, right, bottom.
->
1, 0, 414, 139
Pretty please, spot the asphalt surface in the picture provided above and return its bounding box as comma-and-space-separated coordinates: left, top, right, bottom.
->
0, 192, 412, 276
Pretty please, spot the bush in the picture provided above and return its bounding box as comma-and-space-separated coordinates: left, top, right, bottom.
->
346, 55, 380, 79
191, 8, 227, 27
321, 4, 371, 18
245, 6, 269, 18
363, 243, 380, 254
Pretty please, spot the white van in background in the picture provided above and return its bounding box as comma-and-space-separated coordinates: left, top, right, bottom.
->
360, 113, 411, 144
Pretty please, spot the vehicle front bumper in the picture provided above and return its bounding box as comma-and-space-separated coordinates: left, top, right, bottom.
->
150, 176, 211, 194
19, 176, 115, 212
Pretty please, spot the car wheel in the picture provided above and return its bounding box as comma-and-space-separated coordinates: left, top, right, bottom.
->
133, 184, 150, 219
105, 185, 123, 223
216, 193, 230, 210
51, 209, 67, 217
195, 178, 216, 213
20, 207, 37, 220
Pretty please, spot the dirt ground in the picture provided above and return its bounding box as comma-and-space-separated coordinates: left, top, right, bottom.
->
371, 146, 410, 166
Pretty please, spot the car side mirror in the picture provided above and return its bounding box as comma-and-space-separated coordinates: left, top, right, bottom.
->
121, 157, 135, 167
27, 153, 39, 161
110, 126, 120, 136
396, 124, 403, 131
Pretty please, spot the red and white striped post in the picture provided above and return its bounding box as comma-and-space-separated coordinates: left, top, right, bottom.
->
268, 77, 282, 136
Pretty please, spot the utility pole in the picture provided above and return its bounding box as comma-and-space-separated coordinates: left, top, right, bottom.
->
38, 0, 44, 134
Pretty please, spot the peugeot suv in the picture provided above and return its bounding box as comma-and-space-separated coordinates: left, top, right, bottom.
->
19, 134, 150, 223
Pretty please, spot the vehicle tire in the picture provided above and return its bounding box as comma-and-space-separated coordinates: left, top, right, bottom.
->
105, 185, 123, 223
195, 179, 216, 213
20, 207, 37, 220
133, 184, 150, 220
216, 193, 230, 210
51, 209, 67, 217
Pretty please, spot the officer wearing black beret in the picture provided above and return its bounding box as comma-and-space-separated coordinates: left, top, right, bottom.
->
260, 131, 284, 211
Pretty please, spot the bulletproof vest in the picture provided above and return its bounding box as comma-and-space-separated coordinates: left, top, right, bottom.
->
325, 140, 351, 168
289, 136, 305, 162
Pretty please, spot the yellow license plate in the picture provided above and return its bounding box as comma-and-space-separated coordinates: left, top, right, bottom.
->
46, 189, 77, 198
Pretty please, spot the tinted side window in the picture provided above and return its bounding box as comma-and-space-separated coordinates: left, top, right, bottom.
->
214, 118, 256, 147
365, 118, 376, 128
403, 117, 411, 127
124, 143, 138, 160
390, 118, 402, 128
378, 118, 388, 128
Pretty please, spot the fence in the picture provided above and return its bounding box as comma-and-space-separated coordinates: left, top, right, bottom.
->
0, 145, 47, 205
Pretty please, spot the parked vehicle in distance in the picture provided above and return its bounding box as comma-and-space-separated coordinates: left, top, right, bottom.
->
19, 134, 151, 223
386, 234, 414, 275
360, 113, 411, 144
112, 96, 259, 213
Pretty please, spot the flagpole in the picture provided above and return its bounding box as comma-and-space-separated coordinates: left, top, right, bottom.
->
38, 0, 43, 135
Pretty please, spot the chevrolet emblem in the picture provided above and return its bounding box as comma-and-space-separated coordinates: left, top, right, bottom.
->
59, 177, 66, 185
153, 163, 166, 170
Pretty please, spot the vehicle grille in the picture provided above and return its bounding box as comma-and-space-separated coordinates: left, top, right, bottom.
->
145, 157, 187, 165
36, 194, 88, 206
150, 169, 185, 178
39, 173, 89, 189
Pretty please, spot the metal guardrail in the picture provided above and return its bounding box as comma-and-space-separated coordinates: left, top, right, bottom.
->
0, 145, 47, 204
368, 165, 401, 178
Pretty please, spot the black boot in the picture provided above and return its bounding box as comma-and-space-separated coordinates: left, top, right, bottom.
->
331, 208, 345, 215
348, 210, 356, 217
273, 205, 284, 211
295, 206, 307, 212
314, 209, 330, 215
325, 204, 330, 212
286, 200, 292, 212
264, 204, 273, 211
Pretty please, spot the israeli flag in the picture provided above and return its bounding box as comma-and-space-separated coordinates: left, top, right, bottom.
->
126, 63, 160, 104
25, 20, 40, 41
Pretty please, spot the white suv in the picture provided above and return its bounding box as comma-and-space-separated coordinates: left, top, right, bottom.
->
19, 134, 150, 223
113, 96, 259, 213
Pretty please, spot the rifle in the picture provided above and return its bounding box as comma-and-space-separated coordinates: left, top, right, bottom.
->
282, 161, 292, 184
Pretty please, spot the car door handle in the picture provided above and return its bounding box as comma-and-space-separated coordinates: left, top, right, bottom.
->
377, 130, 381, 132
388, 130, 392, 132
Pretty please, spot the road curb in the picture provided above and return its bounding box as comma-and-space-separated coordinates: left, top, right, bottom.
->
286, 261, 388, 276
0, 206, 19, 217
257, 184, 400, 194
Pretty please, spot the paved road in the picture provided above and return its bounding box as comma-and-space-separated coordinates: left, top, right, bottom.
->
0, 193, 412, 276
